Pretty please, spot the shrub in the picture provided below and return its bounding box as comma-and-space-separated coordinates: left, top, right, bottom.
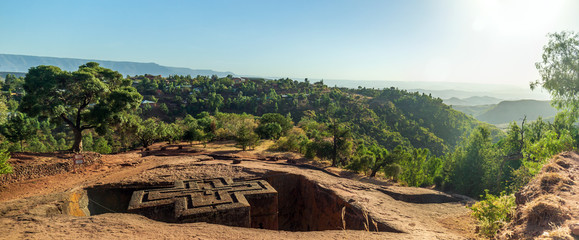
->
470, 190, 516, 238
383, 163, 401, 181
525, 130, 574, 164
235, 125, 259, 151
271, 128, 308, 152
256, 122, 282, 139
0, 150, 12, 175
93, 137, 112, 154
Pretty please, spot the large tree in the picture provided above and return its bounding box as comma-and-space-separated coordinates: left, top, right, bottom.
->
19, 62, 142, 152
532, 31, 579, 115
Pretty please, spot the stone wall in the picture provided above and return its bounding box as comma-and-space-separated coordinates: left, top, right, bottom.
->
0, 152, 101, 185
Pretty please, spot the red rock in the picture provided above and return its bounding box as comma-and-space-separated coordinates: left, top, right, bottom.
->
570, 224, 579, 236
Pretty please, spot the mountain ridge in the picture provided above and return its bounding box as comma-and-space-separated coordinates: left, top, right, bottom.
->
468, 99, 557, 125
0, 54, 234, 77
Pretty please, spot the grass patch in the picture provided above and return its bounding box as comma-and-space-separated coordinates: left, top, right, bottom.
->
523, 194, 570, 227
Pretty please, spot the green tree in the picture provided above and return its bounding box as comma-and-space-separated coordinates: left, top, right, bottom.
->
19, 63, 142, 152
532, 31, 579, 115
447, 126, 500, 196
258, 113, 293, 135
93, 137, 112, 154
329, 120, 352, 167
256, 122, 282, 139
0, 112, 39, 151
369, 145, 393, 177
136, 118, 168, 148
2, 74, 24, 92
236, 125, 259, 151
104, 113, 141, 150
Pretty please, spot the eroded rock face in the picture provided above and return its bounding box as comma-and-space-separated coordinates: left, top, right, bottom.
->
264, 172, 399, 232
127, 178, 278, 229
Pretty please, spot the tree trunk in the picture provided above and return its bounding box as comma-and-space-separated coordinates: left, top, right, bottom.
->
370, 167, 379, 178
72, 128, 83, 152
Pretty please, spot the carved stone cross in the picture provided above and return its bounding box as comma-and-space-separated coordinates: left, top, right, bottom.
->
128, 177, 278, 229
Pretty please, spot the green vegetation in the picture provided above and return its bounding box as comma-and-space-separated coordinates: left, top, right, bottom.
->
0, 63, 562, 195
532, 31, 579, 115
19, 62, 142, 152
463, 31, 579, 238
469, 191, 516, 238
0, 32, 577, 224
0, 149, 11, 174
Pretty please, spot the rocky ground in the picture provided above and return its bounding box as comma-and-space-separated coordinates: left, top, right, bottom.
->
0, 141, 477, 239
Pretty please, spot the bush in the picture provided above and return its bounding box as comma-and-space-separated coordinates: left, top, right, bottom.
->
346, 154, 374, 173
0, 150, 12, 175
383, 163, 402, 180
470, 190, 515, 238
236, 125, 259, 151
93, 137, 112, 154
271, 128, 308, 152
525, 130, 574, 164
256, 122, 283, 139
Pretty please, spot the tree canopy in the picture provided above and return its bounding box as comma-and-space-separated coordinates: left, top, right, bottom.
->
19, 62, 142, 152
532, 31, 579, 115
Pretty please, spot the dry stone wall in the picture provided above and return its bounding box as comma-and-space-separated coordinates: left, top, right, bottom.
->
0, 152, 101, 185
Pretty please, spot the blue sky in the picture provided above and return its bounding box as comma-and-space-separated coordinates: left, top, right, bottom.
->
1, 0, 578, 86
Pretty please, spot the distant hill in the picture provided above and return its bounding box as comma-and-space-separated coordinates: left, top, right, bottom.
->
475, 100, 557, 124
443, 96, 502, 106
451, 104, 495, 117
0, 54, 234, 77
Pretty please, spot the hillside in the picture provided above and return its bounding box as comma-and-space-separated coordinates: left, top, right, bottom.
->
475, 100, 557, 124
443, 96, 502, 106
0, 54, 234, 77
131, 75, 486, 155
451, 104, 495, 117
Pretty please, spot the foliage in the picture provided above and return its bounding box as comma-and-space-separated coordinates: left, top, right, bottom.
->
271, 128, 308, 152
532, 31, 579, 115
0, 95, 7, 125
0, 149, 12, 175
257, 113, 293, 136
524, 129, 574, 164
0, 112, 39, 151
236, 124, 259, 151
256, 122, 282, 140
445, 126, 501, 196
19, 62, 142, 152
383, 163, 401, 180
93, 137, 112, 154
214, 112, 256, 140
328, 120, 353, 166
399, 148, 436, 187
136, 118, 168, 148
470, 191, 516, 238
